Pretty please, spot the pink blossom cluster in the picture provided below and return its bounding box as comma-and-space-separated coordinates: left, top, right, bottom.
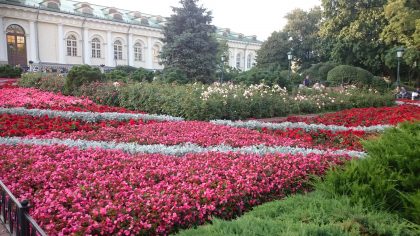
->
34, 121, 307, 148
0, 87, 137, 113
0, 144, 349, 235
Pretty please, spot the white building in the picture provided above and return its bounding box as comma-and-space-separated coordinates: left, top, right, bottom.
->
0, 0, 262, 72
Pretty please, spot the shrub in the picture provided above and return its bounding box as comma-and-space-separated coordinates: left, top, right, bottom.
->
303, 62, 338, 83
77, 81, 121, 106
114, 65, 137, 74
327, 65, 374, 87
371, 76, 390, 92
317, 122, 420, 224
131, 68, 154, 82
104, 69, 129, 82
159, 67, 189, 84
177, 191, 419, 236
64, 65, 102, 94
0, 64, 23, 78
18, 72, 43, 88
38, 74, 65, 93
233, 68, 291, 89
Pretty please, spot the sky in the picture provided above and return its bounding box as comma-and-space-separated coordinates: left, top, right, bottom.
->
86, 0, 321, 41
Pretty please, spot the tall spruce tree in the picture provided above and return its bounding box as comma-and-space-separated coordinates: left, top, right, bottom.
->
160, 0, 219, 83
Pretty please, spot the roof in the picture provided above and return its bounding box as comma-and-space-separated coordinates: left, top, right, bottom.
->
2, 0, 262, 43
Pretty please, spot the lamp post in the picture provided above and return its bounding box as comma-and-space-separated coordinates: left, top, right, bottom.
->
287, 51, 293, 80
28, 60, 34, 72
396, 47, 404, 87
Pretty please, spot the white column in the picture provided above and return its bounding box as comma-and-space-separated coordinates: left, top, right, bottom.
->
106, 31, 113, 66
29, 21, 38, 63
146, 37, 153, 69
57, 24, 65, 64
0, 17, 7, 63
128, 33, 134, 66
83, 27, 90, 65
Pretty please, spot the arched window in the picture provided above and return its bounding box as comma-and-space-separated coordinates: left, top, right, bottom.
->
91, 38, 101, 58
66, 35, 77, 56
134, 42, 143, 61
247, 54, 253, 69
113, 40, 122, 60
152, 44, 161, 62
236, 53, 241, 68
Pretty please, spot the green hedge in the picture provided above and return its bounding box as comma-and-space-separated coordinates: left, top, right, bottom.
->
303, 62, 338, 83
317, 122, 420, 224
64, 65, 102, 94
0, 64, 23, 78
327, 65, 374, 87
176, 191, 419, 236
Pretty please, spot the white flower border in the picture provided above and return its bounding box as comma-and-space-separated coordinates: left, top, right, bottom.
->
210, 119, 393, 133
0, 107, 184, 122
396, 101, 420, 107
0, 136, 366, 158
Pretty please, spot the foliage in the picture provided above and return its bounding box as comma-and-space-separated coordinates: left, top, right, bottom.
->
284, 7, 324, 70
131, 68, 154, 82
0, 64, 23, 78
317, 122, 420, 224
114, 65, 137, 74
76, 81, 121, 107
233, 67, 290, 88
320, 0, 389, 75
18, 72, 43, 88
303, 62, 338, 83
104, 69, 129, 82
38, 74, 66, 93
159, 67, 189, 84
160, 0, 219, 83
64, 65, 102, 94
177, 191, 419, 236
255, 31, 291, 69
327, 65, 374, 87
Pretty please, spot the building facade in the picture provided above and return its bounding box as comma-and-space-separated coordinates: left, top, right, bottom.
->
0, 0, 262, 72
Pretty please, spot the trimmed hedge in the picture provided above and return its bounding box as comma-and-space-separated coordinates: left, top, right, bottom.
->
327, 65, 374, 87
64, 65, 102, 94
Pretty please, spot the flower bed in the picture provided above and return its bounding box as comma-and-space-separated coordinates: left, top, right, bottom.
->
284, 105, 420, 126
0, 144, 349, 235
31, 121, 306, 148
0, 87, 138, 113
0, 113, 152, 137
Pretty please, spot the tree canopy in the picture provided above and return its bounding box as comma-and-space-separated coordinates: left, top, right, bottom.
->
160, 0, 219, 83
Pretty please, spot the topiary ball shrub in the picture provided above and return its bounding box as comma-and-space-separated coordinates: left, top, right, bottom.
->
303, 62, 338, 83
64, 65, 102, 94
327, 65, 373, 87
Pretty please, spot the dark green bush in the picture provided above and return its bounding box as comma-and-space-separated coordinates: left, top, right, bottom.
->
131, 68, 154, 82
317, 122, 420, 224
0, 64, 23, 78
327, 65, 374, 87
64, 65, 102, 94
114, 65, 137, 74
303, 62, 338, 83
105, 69, 129, 82
160, 67, 189, 84
233, 68, 291, 88
371, 76, 390, 92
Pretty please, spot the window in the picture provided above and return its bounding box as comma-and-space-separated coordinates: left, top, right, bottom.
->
247, 54, 253, 69
66, 35, 77, 56
153, 44, 160, 62
236, 53, 241, 68
113, 40, 123, 60
134, 42, 143, 61
91, 38, 101, 58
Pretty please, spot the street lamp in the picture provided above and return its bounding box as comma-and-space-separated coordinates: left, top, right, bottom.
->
287, 51, 293, 80
396, 47, 404, 87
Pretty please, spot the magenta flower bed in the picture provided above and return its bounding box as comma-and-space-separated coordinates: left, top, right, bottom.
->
0, 144, 349, 235
0, 87, 138, 113
33, 121, 306, 148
